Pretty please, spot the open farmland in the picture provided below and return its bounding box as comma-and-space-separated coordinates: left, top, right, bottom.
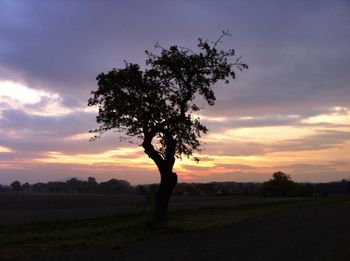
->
0, 192, 307, 224
116, 198, 350, 261
0, 192, 142, 224
1, 193, 349, 260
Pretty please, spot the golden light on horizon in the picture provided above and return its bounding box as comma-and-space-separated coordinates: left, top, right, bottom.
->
33, 116, 350, 179
25, 106, 350, 183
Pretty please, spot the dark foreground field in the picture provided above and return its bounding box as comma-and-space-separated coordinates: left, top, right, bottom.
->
116, 199, 350, 261
0, 192, 302, 224
0, 193, 349, 260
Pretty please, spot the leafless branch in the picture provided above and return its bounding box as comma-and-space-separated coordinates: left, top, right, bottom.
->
154, 41, 166, 50
213, 30, 231, 48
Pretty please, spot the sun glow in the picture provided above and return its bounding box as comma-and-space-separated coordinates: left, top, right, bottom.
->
0, 146, 12, 153
0, 80, 73, 116
0, 81, 49, 104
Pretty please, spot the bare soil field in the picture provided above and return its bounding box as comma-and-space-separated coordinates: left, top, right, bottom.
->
0, 192, 304, 224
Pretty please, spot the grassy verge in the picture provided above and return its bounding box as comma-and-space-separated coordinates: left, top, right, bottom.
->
0, 196, 348, 260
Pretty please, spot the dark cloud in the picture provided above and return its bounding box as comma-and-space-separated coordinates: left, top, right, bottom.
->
1, 0, 349, 108
0, 109, 95, 136
202, 114, 301, 133
0, 109, 129, 154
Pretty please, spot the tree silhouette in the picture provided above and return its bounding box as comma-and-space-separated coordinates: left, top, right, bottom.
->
88, 31, 248, 222
262, 171, 313, 197
10, 180, 21, 194
262, 171, 294, 197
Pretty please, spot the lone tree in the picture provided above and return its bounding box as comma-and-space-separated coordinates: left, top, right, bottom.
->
262, 171, 313, 197
262, 171, 294, 197
88, 31, 248, 222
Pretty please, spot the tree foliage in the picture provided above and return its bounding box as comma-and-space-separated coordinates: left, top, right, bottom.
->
88, 31, 248, 163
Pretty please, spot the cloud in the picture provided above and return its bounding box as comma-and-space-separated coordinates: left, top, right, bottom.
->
0, 109, 92, 136
0, 146, 12, 153
268, 130, 350, 153
0, 108, 123, 155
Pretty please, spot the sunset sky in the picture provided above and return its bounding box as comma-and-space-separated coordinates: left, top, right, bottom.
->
0, 0, 349, 185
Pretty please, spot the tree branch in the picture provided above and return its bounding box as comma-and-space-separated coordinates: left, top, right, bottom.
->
213, 30, 231, 48
141, 126, 165, 167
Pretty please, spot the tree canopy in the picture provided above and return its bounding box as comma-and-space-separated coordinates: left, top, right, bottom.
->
88, 31, 248, 164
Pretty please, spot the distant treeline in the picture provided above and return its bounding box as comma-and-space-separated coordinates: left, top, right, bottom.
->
136, 172, 349, 197
1, 172, 349, 197
174, 182, 262, 196
1, 177, 132, 194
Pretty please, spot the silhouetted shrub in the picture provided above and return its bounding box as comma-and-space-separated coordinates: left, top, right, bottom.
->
10, 180, 21, 194
98, 179, 132, 194
262, 171, 312, 197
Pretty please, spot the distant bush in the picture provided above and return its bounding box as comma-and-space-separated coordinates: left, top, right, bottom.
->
98, 179, 132, 194
10, 181, 21, 194
262, 171, 312, 197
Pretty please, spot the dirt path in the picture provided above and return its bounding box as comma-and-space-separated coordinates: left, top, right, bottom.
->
115, 200, 350, 261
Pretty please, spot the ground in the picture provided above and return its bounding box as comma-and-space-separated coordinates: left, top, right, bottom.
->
115, 199, 350, 261
0, 192, 301, 224
0, 192, 349, 260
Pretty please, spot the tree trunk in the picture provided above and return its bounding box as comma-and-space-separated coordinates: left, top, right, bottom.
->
142, 133, 177, 223
154, 171, 177, 223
